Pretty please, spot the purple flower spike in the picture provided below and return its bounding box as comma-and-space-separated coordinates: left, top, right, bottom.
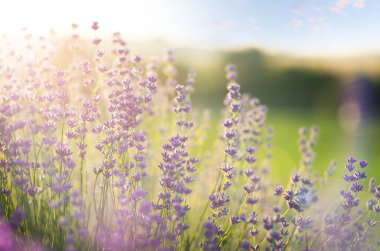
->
291, 173, 300, 183
230, 216, 241, 224
246, 147, 255, 154
274, 186, 284, 196
10, 207, 25, 230
301, 178, 312, 185
27, 186, 38, 196
223, 119, 234, 128
347, 156, 357, 164
245, 155, 256, 163
359, 160, 368, 168
249, 229, 260, 236
355, 170, 367, 180
225, 146, 238, 157
241, 240, 251, 250
346, 163, 355, 172
350, 182, 364, 192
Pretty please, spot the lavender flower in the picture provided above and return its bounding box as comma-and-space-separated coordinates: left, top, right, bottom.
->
0, 23, 378, 251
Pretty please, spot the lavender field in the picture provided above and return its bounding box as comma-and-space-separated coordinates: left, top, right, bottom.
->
0, 21, 379, 251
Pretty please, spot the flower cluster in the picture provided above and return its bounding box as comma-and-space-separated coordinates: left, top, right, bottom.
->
0, 23, 378, 251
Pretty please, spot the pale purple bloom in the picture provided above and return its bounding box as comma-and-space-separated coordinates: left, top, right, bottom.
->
274, 186, 284, 196
359, 160, 368, 168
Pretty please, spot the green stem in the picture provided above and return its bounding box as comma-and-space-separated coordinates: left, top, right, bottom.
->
219, 193, 249, 245
189, 171, 223, 248
283, 224, 297, 251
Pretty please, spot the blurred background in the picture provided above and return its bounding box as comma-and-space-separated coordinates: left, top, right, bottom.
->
1, 0, 379, 179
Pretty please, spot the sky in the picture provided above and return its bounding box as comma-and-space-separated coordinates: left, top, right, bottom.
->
0, 0, 379, 56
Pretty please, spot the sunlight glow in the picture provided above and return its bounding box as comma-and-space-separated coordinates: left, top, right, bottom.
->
0, 0, 379, 56
0, 0, 192, 41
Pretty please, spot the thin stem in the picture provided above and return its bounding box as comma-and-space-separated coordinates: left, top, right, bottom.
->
219, 193, 249, 245
189, 170, 223, 248
283, 224, 297, 251
310, 197, 345, 248
305, 218, 309, 250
